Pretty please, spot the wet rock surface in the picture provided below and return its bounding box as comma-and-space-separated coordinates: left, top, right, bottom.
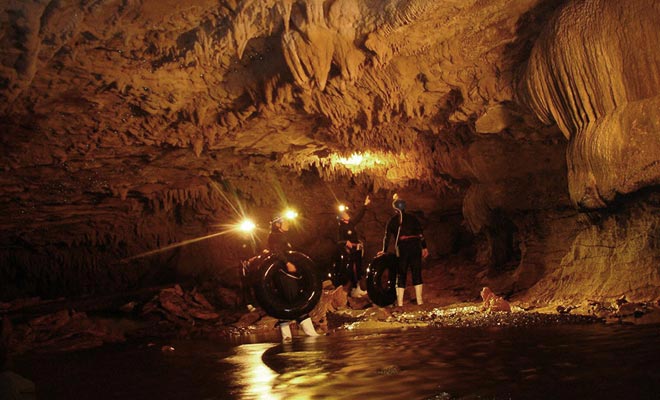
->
9, 309, 125, 354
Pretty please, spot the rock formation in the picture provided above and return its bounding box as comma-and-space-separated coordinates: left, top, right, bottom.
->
519, 0, 660, 209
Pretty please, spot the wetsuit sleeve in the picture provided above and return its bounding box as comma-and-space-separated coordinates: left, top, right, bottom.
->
352, 205, 367, 225
382, 216, 397, 252
337, 224, 347, 247
268, 232, 291, 263
415, 216, 428, 249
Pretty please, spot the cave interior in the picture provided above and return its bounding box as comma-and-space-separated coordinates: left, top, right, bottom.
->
1, 0, 659, 314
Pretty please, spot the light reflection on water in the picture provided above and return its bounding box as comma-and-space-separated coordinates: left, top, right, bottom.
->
222, 324, 660, 400
225, 343, 279, 400
14, 323, 660, 399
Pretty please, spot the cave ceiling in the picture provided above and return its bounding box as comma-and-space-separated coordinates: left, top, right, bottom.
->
2, 0, 660, 303
0, 0, 566, 190
0, 0, 590, 283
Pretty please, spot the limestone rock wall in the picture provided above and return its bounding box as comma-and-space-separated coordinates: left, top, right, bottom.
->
519, 192, 660, 304
520, 0, 660, 209
507, 0, 660, 304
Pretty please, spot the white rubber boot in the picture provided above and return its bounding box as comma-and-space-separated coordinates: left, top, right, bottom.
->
351, 285, 367, 298
415, 284, 423, 305
280, 322, 292, 342
299, 317, 320, 337
396, 287, 405, 307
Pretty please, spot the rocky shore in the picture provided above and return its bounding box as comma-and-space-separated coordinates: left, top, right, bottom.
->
3, 257, 660, 356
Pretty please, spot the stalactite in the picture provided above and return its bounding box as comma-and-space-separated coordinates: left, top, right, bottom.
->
462, 184, 491, 234
281, 31, 312, 89
332, 35, 365, 82
231, 0, 281, 59
376, 0, 441, 36
277, 0, 294, 32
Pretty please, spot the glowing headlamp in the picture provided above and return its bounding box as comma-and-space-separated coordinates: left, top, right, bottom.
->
237, 218, 256, 233
338, 204, 348, 213
283, 209, 298, 220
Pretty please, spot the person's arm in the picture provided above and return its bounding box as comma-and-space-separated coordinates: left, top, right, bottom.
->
415, 216, 429, 258
269, 232, 293, 265
337, 225, 351, 248
421, 235, 429, 258
381, 217, 395, 253
353, 205, 367, 225
382, 230, 390, 253
285, 261, 297, 273
278, 236, 298, 272
353, 195, 370, 225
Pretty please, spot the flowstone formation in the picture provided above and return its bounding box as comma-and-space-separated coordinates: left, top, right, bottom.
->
517, 0, 660, 304
520, 0, 660, 209
0, 0, 658, 312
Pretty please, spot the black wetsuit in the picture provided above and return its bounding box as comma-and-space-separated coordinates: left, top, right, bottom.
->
268, 230, 293, 266
382, 211, 427, 288
337, 205, 367, 285
239, 257, 256, 307
239, 241, 259, 307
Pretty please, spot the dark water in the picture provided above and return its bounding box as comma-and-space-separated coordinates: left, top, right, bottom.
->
13, 323, 660, 400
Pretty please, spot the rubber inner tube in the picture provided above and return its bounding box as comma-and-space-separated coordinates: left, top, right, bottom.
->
251, 251, 322, 320
366, 253, 397, 307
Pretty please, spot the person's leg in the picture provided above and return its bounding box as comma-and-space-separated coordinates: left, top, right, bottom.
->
276, 266, 301, 303
240, 262, 257, 312
1, 317, 10, 371
296, 315, 320, 336
279, 320, 292, 342
349, 252, 359, 287
350, 252, 367, 297
410, 245, 423, 305
355, 253, 364, 282
396, 248, 409, 306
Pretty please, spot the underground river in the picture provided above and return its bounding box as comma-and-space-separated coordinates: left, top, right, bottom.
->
12, 322, 660, 399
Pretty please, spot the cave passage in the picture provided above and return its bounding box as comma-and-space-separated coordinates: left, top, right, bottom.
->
2, 0, 659, 398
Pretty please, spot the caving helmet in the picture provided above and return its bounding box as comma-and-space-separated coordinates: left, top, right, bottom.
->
270, 208, 297, 232
392, 199, 406, 212
270, 215, 284, 232
337, 204, 350, 222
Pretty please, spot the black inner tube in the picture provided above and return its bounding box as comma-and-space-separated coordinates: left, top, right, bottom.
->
366, 253, 397, 307
251, 251, 322, 320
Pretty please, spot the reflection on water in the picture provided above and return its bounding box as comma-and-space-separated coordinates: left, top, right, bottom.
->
226, 343, 279, 399
14, 323, 660, 399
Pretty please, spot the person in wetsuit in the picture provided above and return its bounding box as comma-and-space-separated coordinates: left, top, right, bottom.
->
336, 195, 371, 297
267, 216, 320, 341
379, 194, 429, 306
